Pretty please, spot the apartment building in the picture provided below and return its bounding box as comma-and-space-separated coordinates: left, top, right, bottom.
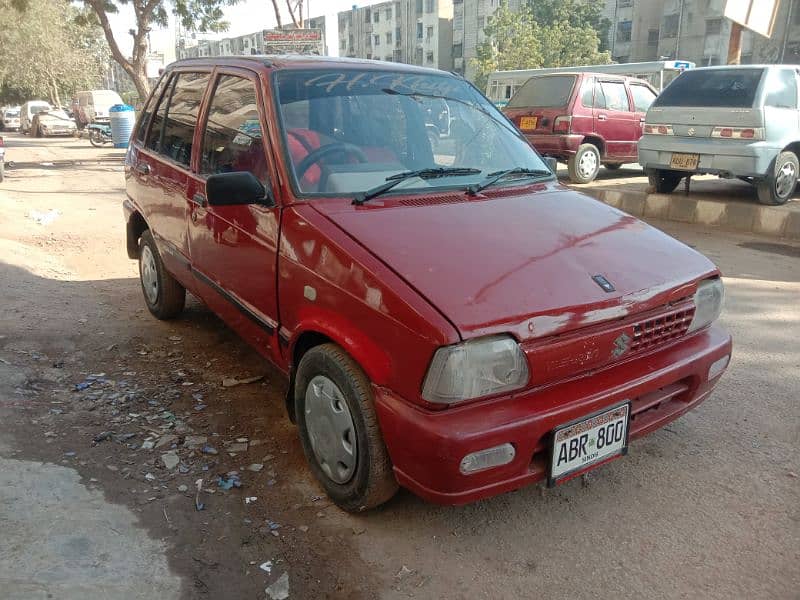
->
603, 0, 800, 66
452, 0, 523, 79
337, 0, 454, 70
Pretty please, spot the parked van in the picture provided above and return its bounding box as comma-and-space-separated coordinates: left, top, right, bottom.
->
20, 100, 52, 134
503, 72, 658, 183
124, 57, 730, 511
73, 89, 123, 127
639, 64, 800, 205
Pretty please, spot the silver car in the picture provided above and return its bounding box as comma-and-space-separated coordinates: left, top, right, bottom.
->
638, 65, 800, 205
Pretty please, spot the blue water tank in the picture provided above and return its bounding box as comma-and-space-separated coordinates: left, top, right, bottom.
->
109, 104, 135, 149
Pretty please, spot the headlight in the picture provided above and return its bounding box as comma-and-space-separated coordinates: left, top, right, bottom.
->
688, 278, 724, 333
422, 335, 529, 404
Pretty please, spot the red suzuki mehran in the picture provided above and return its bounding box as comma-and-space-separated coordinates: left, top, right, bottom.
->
123, 57, 731, 511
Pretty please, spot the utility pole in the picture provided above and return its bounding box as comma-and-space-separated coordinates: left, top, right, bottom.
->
780, 0, 794, 62
675, 0, 685, 59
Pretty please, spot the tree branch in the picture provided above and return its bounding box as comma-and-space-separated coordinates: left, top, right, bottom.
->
85, 0, 132, 74
270, 0, 282, 28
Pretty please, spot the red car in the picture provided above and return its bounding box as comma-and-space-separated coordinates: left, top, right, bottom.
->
503, 72, 659, 183
123, 57, 731, 511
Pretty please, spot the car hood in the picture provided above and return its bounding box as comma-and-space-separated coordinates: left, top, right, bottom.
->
310, 183, 717, 341
39, 111, 74, 123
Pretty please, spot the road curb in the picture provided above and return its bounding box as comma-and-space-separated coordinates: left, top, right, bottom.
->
580, 188, 800, 241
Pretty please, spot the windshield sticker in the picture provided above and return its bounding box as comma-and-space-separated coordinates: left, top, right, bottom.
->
303, 72, 464, 98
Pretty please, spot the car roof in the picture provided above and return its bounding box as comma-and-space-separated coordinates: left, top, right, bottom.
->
528, 71, 631, 81
686, 64, 798, 71
168, 54, 453, 76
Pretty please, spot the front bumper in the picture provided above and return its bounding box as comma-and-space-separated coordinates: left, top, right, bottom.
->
374, 324, 731, 505
524, 133, 584, 160
638, 135, 779, 178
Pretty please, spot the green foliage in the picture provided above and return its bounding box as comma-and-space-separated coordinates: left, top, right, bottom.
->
472, 1, 611, 90
0, 0, 109, 105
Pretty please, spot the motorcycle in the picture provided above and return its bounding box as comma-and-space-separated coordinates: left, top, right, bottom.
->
0, 135, 5, 183
87, 122, 113, 147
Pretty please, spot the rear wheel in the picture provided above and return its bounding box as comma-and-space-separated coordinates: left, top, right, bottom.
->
295, 344, 398, 512
89, 130, 104, 147
647, 168, 683, 194
138, 230, 185, 319
604, 163, 623, 171
756, 151, 798, 206
0, 161, 4, 183
567, 143, 600, 184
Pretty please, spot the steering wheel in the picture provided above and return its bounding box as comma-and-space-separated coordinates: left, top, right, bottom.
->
295, 142, 369, 180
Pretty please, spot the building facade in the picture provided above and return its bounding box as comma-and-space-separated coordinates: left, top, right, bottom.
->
603, 0, 800, 67
337, 0, 454, 70
452, 0, 523, 79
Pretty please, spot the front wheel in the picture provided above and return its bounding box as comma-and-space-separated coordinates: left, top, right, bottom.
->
89, 131, 104, 147
567, 143, 601, 184
757, 151, 798, 206
295, 344, 398, 512
0, 161, 4, 183
138, 230, 186, 319
647, 168, 683, 194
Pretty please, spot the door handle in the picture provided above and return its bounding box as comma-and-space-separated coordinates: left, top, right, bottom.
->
136, 163, 150, 175
640, 118, 646, 123
597, 114, 608, 121
192, 193, 207, 207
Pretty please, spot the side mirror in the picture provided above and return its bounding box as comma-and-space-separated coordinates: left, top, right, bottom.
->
543, 156, 558, 174
206, 171, 274, 207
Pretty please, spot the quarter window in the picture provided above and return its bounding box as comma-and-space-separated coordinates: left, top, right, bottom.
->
766, 69, 798, 109
200, 75, 268, 181
136, 75, 169, 143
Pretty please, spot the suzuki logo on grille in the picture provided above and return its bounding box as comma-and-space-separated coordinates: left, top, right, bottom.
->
687, 127, 696, 136
612, 332, 631, 358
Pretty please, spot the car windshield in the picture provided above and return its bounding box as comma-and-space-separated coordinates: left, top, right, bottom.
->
506, 75, 577, 108
653, 68, 764, 108
30, 105, 50, 114
5, 109, 19, 117
274, 68, 548, 196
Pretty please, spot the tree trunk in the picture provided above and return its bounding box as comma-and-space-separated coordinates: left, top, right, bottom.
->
270, 0, 283, 28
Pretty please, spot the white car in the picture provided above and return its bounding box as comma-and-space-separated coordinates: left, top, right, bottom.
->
31, 109, 77, 137
1, 107, 20, 131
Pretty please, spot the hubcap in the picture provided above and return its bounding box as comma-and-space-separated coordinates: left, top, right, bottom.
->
775, 161, 796, 198
140, 245, 159, 305
304, 375, 357, 484
579, 149, 598, 179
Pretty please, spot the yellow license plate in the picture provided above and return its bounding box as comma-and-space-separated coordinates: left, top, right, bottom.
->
519, 116, 538, 130
669, 153, 699, 170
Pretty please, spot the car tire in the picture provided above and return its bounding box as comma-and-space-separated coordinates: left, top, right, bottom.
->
756, 151, 798, 206
295, 343, 398, 512
0, 161, 4, 183
34, 125, 42, 138
567, 143, 601, 184
138, 230, 186, 319
604, 163, 623, 170
647, 168, 683, 194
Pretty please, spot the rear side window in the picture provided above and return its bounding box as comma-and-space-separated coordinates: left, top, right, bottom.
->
630, 84, 657, 112
600, 81, 630, 111
146, 76, 176, 152
506, 75, 576, 108
200, 75, 268, 181
159, 72, 211, 166
654, 68, 764, 108
765, 69, 798, 109
136, 75, 169, 143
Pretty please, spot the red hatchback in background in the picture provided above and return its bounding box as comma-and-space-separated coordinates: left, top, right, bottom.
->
124, 57, 730, 511
503, 72, 658, 183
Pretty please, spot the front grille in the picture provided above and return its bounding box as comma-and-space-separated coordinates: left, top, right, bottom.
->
631, 306, 695, 353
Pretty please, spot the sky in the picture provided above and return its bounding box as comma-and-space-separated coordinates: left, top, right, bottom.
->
108, 0, 384, 64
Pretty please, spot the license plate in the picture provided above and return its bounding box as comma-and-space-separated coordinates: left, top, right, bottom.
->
519, 116, 538, 130
549, 402, 630, 485
669, 152, 699, 170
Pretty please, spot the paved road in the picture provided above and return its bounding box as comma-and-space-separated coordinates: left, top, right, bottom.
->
0, 134, 798, 599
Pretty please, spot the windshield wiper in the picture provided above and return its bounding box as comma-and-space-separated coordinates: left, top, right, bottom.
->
467, 167, 553, 195
352, 167, 481, 205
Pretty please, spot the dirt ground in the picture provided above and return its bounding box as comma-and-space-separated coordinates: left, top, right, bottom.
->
0, 133, 798, 599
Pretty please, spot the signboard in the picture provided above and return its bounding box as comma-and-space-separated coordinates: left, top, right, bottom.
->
263, 29, 324, 55
723, 0, 780, 38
